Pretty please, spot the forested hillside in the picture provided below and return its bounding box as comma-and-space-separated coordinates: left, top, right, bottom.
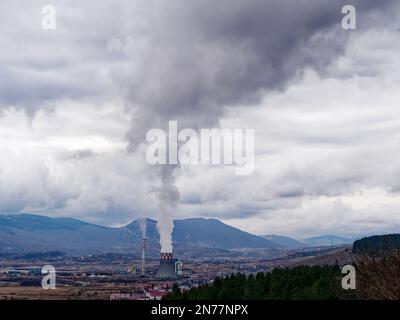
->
165, 266, 342, 300
353, 234, 400, 255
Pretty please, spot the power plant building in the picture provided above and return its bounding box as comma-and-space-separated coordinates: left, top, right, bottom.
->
156, 253, 178, 279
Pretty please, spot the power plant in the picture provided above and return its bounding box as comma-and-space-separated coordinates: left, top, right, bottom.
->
156, 253, 178, 279
134, 239, 180, 280
134, 218, 180, 280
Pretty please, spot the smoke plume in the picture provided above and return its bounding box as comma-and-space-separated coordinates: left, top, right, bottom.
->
120, 0, 397, 253
154, 165, 180, 253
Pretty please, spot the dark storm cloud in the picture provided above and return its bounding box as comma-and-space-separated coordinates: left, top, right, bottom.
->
0, 0, 396, 123
0, 65, 101, 110
0, 0, 125, 113
120, 0, 398, 232
124, 0, 398, 146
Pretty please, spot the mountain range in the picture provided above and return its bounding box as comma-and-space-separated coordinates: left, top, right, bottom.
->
262, 235, 306, 248
262, 234, 354, 248
300, 235, 354, 247
0, 214, 354, 257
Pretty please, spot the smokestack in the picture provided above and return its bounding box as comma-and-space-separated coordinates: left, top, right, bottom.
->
141, 238, 146, 276
156, 252, 177, 279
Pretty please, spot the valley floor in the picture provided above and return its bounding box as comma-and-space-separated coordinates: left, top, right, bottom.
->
0, 245, 351, 300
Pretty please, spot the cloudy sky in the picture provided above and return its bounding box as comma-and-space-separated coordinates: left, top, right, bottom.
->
1, 0, 400, 238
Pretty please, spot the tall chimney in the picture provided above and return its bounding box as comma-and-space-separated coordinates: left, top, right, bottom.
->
141, 238, 146, 276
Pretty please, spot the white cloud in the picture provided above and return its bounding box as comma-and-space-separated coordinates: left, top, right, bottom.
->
173, 26, 400, 237
1, 1, 400, 238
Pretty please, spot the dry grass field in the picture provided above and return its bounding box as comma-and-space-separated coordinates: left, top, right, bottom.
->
0, 285, 132, 300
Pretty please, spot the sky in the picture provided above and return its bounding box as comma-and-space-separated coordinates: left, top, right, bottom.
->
1, 0, 400, 238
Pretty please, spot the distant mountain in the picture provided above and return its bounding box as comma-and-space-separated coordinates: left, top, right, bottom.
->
0, 214, 133, 255
262, 235, 305, 248
173, 218, 280, 250
0, 214, 279, 256
302, 235, 354, 247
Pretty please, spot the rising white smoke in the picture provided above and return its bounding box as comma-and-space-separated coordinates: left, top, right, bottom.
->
154, 165, 180, 253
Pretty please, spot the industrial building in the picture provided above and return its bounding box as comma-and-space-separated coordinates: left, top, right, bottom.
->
156, 253, 178, 280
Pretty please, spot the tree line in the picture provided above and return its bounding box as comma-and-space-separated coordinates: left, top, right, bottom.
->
165, 265, 342, 300
353, 234, 400, 255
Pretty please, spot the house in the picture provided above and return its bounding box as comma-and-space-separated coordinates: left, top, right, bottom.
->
145, 289, 168, 300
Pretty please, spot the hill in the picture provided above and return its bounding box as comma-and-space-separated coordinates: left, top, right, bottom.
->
0, 214, 279, 255
302, 235, 354, 247
353, 234, 400, 255
262, 234, 305, 248
172, 218, 280, 250
0, 214, 132, 255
